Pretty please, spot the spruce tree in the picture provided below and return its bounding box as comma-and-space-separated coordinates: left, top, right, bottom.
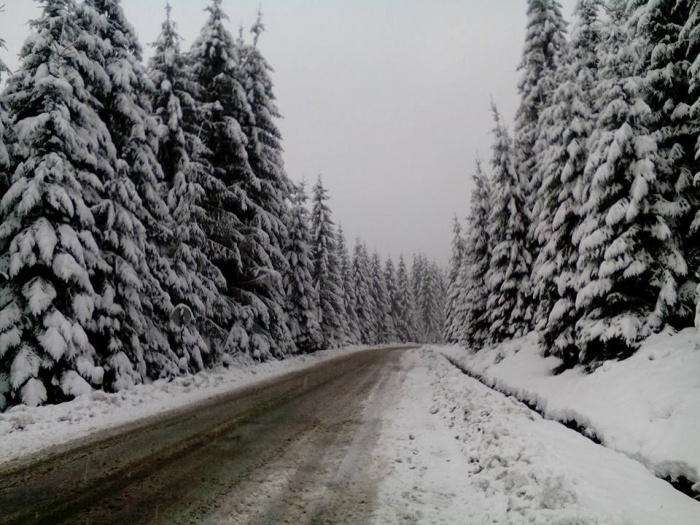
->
0, 0, 109, 407
515, 0, 567, 234
337, 225, 360, 344
283, 183, 321, 352
371, 251, 395, 343
444, 216, 465, 343
0, 28, 10, 196
485, 104, 532, 343
310, 177, 347, 348
395, 255, 419, 342
352, 241, 376, 344
417, 261, 445, 344
533, 0, 603, 363
385, 257, 401, 343
76, 0, 177, 388
681, 1, 700, 326
410, 253, 427, 342
149, 3, 228, 371
458, 159, 492, 349
235, 11, 294, 357
188, 0, 271, 359
573, 4, 685, 363
630, 0, 697, 328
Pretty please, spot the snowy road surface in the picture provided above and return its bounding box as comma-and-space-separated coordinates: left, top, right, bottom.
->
1, 347, 700, 524
0, 347, 409, 524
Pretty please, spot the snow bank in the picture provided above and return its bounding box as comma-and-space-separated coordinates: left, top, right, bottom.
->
0, 345, 374, 466
437, 328, 700, 489
377, 347, 700, 524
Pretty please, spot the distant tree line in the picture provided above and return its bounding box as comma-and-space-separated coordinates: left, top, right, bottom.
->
0, 0, 445, 409
446, 0, 700, 368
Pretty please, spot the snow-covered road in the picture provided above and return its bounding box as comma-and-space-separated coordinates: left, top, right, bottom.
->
1, 346, 698, 524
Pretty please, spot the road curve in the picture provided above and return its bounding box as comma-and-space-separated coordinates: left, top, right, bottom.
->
0, 346, 413, 525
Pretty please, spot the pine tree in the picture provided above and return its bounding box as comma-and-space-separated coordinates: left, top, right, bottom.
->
0, 0, 109, 407
458, 159, 492, 349
188, 0, 269, 359
352, 241, 376, 344
417, 261, 445, 344
371, 251, 394, 343
395, 255, 418, 342
235, 11, 294, 357
629, 0, 697, 328
681, 1, 700, 327
515, 0, 568, 235
0, 25, 10, 196
532, 0, 603, 363
485, 104, 532, 343
573, 4, 685, 363
76, 0, 177, 388
283, 183, 321, 352
149, 3, 228, 371
444, 216, 465, 343
310, 177, 347, 348
385, 257, 401, 343
337, 225, 360, 344
410, 254, 427, 342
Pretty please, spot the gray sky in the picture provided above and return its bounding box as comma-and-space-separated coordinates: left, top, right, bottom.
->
1, 0, 577, 265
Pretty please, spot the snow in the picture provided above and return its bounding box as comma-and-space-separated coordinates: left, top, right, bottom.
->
0, 345, 373, 466
375, 347, 700, 524
438, 329, 700, 487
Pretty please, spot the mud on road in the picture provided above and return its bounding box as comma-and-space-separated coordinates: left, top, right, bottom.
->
0, 347, 412, 525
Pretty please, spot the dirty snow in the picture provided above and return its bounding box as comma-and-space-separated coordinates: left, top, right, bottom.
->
374, 347, 700, 524
0, 345, 373, 466
437, 328, 700, 488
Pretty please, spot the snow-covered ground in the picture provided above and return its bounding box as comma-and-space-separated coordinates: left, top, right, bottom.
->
375, 347, 700, 524
437, 328, 700, 491
0, 345, 373, 466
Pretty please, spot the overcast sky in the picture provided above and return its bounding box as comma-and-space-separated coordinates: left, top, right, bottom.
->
1, 0, 577, 265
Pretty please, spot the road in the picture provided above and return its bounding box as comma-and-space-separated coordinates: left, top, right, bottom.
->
0, 347, 412, 525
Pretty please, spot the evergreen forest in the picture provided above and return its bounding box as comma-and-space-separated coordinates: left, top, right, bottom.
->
0, 0, 446, 409
445, 0, 700, 369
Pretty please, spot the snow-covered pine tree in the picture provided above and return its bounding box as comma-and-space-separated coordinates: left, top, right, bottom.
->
283, 183, 321, 352
385, 257, 401, 343
234, 11, 295, 357
435, 263, 448, 339
458, 159, 492, 350
417, 261, 445, 344
310, 177, 347, 348
76, 0, 177, 388
485, 104, 532, 344
573, 4, 685, 363
680, 1, 700, 327
371, 251, 395, 343
149, 3, 228, 371
515, 0, 567, 243
410, 253, 427, 342
532, 0, 603, 363
395, 254, 418, 343
629, 0, 697, 328
337, 225, 360, 344
443, 216, 465, 343
188, 0, 272, 359
352, 240, 376, 344
0, 0, 110, 407
0, 27, 10, 197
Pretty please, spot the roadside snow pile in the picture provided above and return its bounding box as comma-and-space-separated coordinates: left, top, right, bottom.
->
438, 328, 700, 489
406, 347, 700, 524
0, 345, 371, 466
